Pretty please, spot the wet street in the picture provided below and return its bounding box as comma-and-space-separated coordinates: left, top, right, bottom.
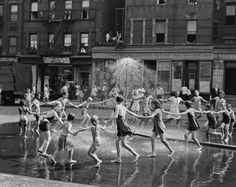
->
0, 124, 236, 187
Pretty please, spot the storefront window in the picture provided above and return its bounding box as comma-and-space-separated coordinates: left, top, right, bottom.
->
172, 62, 182, 91
157, 61, 170, 92
199, 62, 211, 93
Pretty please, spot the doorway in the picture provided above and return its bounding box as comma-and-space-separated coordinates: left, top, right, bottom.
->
184, 61, 199, 91
225, 62, 236, 95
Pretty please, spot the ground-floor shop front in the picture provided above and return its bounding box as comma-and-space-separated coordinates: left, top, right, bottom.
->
92, 46, 214, 97
19, 56, 92, 100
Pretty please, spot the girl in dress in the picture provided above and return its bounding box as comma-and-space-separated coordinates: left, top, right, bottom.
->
138, 100, 174, 157
164, 91, 183, 127
139, 92, 153, 126
179, 101, 202, 151
192, 90, 208, 119
106, 95, 140, 163
131, 90, 141, 115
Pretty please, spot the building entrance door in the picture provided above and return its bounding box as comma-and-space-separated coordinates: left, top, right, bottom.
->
225, 62, 236, 95
184, 61, 199, 91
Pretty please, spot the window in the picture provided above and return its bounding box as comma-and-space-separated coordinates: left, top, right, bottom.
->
81, 0, 89, 19
9, 36, 17, 55
157, 61, 170, 92
82, 0, 90, 8
10, 5, 18, 22
65, 0, 72, 19
155, 20, 166, 43
48, 33, 54, 49
80, 33, 89, 53
0, 5, 3, 16
50, 0, 55, 19
133, 20, 143, 44
29, 33, 38, 50
157, 0, 166, 5
226, 5, 235, 25
64, 33, 72, 47
187, 20, 197, 43
188, 0, 198, 4
31, 1, 39, 20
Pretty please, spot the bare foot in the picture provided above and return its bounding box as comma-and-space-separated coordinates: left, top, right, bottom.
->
133, 154, 140, 162
111, 158, 121, 163
197, 147, 202, 152
68, 160, 77, 164
147, 154, 156, 158
95, 160, 102, 167
168, 150, 175, 157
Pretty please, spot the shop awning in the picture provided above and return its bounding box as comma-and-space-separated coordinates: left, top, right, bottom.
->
43, 57, 70, 64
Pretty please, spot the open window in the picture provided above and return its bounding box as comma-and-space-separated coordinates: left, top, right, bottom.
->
187, 20, 197, 43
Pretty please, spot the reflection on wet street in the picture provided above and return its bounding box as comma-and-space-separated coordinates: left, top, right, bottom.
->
0, 127, 236, 187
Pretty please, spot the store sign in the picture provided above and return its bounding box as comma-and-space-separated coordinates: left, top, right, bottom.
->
43, 57, 70, 64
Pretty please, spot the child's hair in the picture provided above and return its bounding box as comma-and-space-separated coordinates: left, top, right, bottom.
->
227, 103, 232, 109
219, 91, 225, 96
67, 113, 76, 121
19, 100, 25, 107
90, 115, 99, 125
87, 97, 93, 102
34, 93, 39, 99
205, 103, 211, 110
116, 95, 124, 103
185, 101, 193, 108
152, 100, 162, 109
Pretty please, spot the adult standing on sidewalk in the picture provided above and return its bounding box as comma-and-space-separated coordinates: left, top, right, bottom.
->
0, 84, 3, 105
153, 84, 164, 99
44, 84, 51, 102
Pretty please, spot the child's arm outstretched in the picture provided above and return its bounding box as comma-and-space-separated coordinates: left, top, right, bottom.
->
75, 127, 91, 135
76, 101, 87, 108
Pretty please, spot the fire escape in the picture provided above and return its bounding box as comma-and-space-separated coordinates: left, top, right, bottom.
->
41, 0, 73, 56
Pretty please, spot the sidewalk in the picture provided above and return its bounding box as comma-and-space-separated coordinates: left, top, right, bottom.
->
0, 173, 94, 187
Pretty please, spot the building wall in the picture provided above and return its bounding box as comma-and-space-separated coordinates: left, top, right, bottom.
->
125, 0, 214, 44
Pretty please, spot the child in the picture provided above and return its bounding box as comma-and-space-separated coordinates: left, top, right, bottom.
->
192, 90, 208, 119
77, 97, 103, 127
131, 90, 141, 114
139, 92, 153, 126
31, 93, 40, 135
138, 100, 174, 157
179, 101, 202, 151
228, 104, 235, 137
219, 104, 231, 143
24, 88, 33, 110
203, 104, 222, 142
77, 97, 93, 127
38, 102, 63, 157
18, 100, 32, 138
164, 91, 183, 127
106, 95, 140, 163
76, 115, 105, 167
52, 113, 77, 164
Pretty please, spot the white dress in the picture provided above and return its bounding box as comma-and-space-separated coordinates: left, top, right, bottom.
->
167, 97, 182, 119
131, 95, 140, 112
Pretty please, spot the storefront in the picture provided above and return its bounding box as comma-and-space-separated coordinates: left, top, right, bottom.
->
92, 45, 214, 95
